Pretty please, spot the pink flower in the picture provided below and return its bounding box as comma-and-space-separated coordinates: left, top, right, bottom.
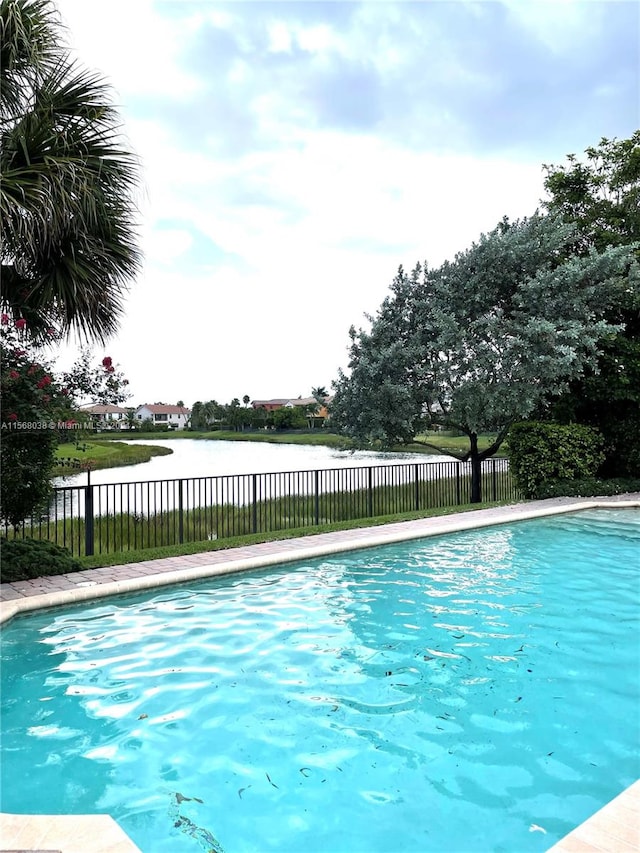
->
37, 375, 51, 389
14, 318, 26, 330
9, 370, 19, 379
7, 413, 17, 421
102, 356, 113, 368
1, 313, 9, 325
61, 388, 69, 396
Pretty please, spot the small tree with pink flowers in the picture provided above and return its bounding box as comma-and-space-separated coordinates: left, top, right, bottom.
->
0, 315, 129, 526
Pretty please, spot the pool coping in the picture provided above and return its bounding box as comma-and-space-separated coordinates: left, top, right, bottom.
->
1, 496, 639, 853
2, 497, 639, 624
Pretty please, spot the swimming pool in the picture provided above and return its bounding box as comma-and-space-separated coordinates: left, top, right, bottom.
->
1, 508, 638, 852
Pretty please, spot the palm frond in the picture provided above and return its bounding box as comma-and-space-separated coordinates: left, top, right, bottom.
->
1, 10, 142, 344
0, 0, 62, 122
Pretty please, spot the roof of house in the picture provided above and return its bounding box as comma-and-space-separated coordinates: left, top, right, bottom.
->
285, 397, 316, 407
82, 404, 129, 414
253, 396, 333, 409
285, 396, 333, 407
136, 404, 191, 415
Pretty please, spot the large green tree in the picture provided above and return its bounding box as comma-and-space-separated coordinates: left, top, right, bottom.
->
0, 0, 141, 343
542, 133, 640, 475
332, 214, 636, 502
543, 132, 640, 253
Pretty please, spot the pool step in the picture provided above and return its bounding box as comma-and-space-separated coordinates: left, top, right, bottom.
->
550, 508, 640, 541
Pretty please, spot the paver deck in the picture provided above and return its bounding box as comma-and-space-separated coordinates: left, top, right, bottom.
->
1, 496, 638, 853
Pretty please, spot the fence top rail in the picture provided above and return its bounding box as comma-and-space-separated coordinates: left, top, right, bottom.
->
51, 457, 508, 495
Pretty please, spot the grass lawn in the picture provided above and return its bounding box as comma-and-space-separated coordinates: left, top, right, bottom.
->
54, 441, 172, 475
94, 429, 353, 448
79, 500, 513, 569
413, 432, 509, 457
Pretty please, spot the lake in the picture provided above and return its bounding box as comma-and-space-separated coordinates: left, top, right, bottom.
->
56, 439, 449, 487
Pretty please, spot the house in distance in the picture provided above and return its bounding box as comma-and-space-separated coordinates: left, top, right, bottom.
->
135, 403, 191, 430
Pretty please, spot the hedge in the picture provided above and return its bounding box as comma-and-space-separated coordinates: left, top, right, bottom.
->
508, 422, 605, 499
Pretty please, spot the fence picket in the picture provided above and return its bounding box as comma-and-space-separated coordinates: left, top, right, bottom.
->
4, 459, 518, 557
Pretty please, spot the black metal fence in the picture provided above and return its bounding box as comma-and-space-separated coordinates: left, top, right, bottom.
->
6, 458, 519, 557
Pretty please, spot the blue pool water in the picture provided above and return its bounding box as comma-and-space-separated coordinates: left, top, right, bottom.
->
1, 508, 639, 853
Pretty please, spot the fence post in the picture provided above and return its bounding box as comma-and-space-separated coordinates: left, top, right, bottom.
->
314, 469, 320, 526
455, 464, 461, 505
367, 466, 373, 517
252, 473, 258, 533
414, 464, 420, 511
491, 459, 497, 501
178, 479, 185, 544
84, 469, 94, 557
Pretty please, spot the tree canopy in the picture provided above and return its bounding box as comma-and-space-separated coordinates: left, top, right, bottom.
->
0, 0, 141, 343
542, 133, 640, 475
543, 132, 640, 254
332, 213, 636, 501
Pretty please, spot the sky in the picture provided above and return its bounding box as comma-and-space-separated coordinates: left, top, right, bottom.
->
53, 0, 639, 408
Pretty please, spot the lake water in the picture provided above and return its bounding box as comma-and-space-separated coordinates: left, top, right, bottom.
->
56, 439, 449, 487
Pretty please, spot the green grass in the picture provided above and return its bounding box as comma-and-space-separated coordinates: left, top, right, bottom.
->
91, 431, 195, 441
93, 429, 509, 457
412, 432, 509, 457
94, 429, 353, 448
54, 441, 173, 475
78, 501, 513, 569
193, 430, 353, 447
16, 468, 519, 562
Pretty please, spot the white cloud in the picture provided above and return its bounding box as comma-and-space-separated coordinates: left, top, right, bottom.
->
267, 20, 293, 53
56, 0, 203, 99
50, 0, 635, 407
296, 24, 338, 54
503, 0, 601, 53
145, 229, 194, 264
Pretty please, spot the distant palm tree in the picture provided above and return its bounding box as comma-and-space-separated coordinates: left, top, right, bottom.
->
309, 385, 329, 429
201, 401, 216, 429
311, 386, 328, 409
0, 0, 141, 343
242, 394, 250, 407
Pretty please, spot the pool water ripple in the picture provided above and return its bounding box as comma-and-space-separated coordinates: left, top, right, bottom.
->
1, 509, 639, 853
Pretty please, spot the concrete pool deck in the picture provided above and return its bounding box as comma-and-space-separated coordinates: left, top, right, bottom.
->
1, 496, 638, 853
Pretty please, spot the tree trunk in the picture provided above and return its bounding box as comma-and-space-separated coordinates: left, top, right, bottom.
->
470, 433, 482, 503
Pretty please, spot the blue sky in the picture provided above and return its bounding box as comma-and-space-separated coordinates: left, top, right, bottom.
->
55, 0, 639, 407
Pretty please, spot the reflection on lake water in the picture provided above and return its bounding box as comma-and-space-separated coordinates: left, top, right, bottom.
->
55, 439, 447, 487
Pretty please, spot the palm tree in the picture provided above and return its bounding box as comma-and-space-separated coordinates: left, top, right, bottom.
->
309, 385, 329, 429
311, 385, 329, 411
0, 0, 141, 343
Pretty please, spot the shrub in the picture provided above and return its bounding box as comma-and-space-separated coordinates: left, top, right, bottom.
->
535, 478, 640, 498
272, 407, 308, 430
1, 431, 59, 526
598, 412, 640, 478
0, 537, 84, 583
508, 422, 605, 498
